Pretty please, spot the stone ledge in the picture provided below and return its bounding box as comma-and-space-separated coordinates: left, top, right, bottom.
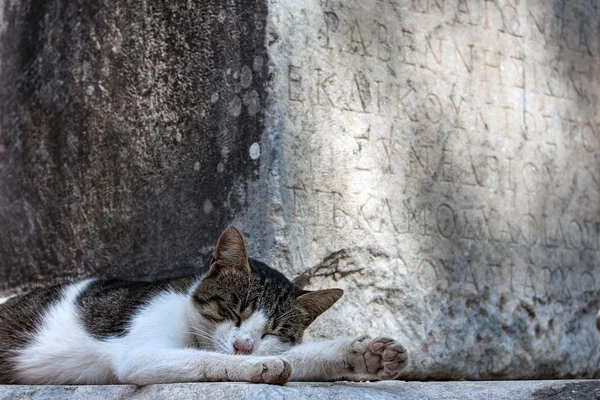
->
1, 380, 599, 400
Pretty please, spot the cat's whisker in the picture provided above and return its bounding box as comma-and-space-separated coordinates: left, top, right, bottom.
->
190, 325, 213, 336
181, 329, 214, 343
274, 309, 296, 323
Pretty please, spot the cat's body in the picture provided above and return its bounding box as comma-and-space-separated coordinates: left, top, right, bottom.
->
0, 228, 408, 385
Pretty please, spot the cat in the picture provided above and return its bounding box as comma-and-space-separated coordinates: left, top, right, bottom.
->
0, 227, 408, 385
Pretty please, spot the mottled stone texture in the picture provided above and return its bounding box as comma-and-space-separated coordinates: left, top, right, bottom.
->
266, 0, 600, 380
0, 0, 271, 289
2, 381, 600, 400
2, 0, 600, 381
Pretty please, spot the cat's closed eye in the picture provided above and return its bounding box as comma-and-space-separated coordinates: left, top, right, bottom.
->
232, 312, 242, 327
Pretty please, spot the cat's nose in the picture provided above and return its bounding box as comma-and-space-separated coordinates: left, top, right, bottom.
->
233, 338, 254, 355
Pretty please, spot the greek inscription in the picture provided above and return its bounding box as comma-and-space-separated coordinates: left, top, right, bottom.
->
524, 265, 537, 298
315, 69, 336, 106
286, 182, 600, 252
499, 4, 522, 38
464, 260, 480, 293
375, 21, 392, 61
441, 145, 453, 182
436, 203, 456, 238
568, 220, 584, 249
580, 271, 596, 292
461, 210, 485, 241
508, 54, 525, 89
424, 36, 443, 71
561, 8, 592, 54
353, 125, 371, 171
521, 162, 538, 193
527, 7, 547, 41
410, 0, 445, 14
318, 11, 339, 49
286, 184, 308, 218
283, 2, 600, 328
482, 49, 502, 85
542, 266, 573, 302
396, 86, 419, 121
449, 95, 468, 127
360, 195, 384, 232
424, 93, 443, 123
400, 28, 418, 66
347, 20, 371, 57
408, 143, 431, 177
454, 42, 474, 74
455, 0, 478, 26
520, 214, 538, 246
582, 123, 597, 153
349, 72, 371, 112
417, 259, 444, 290
461, 154, 484, 187
390, 255, 409, 277
288, 65, 303, 102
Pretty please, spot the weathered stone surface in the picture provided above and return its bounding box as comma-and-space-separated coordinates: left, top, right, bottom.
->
1, 381, 600, 400
264, 0, 600, 379
0, 0, 272, 289
2, 0, 600, 381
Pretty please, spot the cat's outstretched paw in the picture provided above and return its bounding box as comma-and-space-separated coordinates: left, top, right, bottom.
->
349, 335, 408, 380
245, 358, 291, 385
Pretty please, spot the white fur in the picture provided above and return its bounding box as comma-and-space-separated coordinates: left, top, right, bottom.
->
283, 337, 361, 381
212, 310, 292, 355
12, 280, 118, 384
11, 281, 391, 384
0, 294, 16, 305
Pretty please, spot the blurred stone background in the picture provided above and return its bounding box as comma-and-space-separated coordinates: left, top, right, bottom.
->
1, 0, 600, 379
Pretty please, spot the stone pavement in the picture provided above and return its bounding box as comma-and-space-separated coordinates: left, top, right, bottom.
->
1, 380, 599, 400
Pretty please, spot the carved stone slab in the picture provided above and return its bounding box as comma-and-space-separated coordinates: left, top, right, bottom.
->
264, 0, 600, 379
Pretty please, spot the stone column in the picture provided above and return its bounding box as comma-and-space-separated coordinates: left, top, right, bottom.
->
0, 0, 273, 286
1, 0, 599, 379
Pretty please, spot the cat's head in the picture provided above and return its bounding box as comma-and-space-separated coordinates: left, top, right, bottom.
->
191, 227, 343, 355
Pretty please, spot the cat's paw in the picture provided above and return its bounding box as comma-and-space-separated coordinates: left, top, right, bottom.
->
242, 357, 291, 385
348, 335, 408, 380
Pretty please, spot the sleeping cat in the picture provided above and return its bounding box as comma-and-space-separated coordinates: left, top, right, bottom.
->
0, 227, 408, 385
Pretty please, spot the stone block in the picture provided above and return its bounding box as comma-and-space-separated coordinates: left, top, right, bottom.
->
1, 381, 600, 400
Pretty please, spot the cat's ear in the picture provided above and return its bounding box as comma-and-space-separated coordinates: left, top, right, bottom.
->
294, 288, 343, 325
207, 227, 251, 278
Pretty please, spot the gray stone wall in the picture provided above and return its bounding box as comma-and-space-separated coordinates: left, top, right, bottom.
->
1, 0, 600, 380
0, 0, 273, 288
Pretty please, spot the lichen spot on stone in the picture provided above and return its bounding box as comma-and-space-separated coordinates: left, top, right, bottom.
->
228, 96, 242, 117
249, 143, 261, 160
253, 56, 263, 72
203, 199, 213, 214
241, 65, 253, 88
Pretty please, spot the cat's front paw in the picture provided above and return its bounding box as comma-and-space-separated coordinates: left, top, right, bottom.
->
239, 357, 291, 385
348, 335, 408, 380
